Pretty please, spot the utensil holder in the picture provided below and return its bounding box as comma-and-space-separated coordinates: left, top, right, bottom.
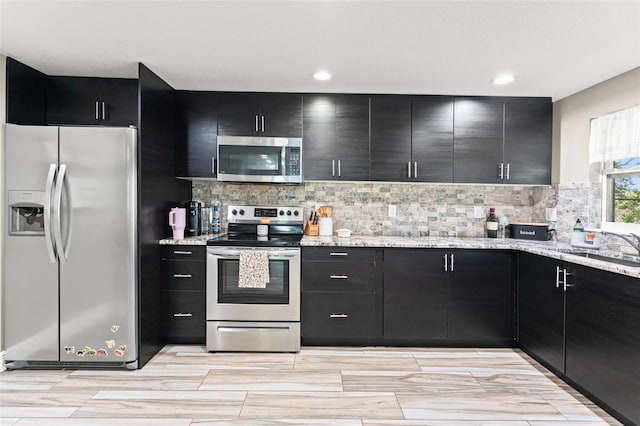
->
304, 221, 319, 236
318, 217, 333, 236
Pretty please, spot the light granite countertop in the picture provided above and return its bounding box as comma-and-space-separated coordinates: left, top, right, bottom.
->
159, 234, 640, 278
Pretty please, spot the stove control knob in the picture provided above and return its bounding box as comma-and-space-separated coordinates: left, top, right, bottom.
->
279, 210, 285, 216
239, 209, 245, 216
231, 209, 237, 216
286, 210, 292, 216
293, 210, 299, 216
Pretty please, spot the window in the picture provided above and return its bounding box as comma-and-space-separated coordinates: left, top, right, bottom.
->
589, 105, 640, 232
603, 158, 640, 224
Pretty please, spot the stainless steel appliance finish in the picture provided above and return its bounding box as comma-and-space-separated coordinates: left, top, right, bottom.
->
3, 124, 138, 369
216, 136, 302, 183
206, 205, 303, 352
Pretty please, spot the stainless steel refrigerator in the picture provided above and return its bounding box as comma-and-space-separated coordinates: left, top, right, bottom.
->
3, 124, 138, 369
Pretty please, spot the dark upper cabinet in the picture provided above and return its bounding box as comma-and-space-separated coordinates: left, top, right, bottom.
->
503, 98, 552, 184
447, 250, 513, 341
217, 92, 302, 137
383, 248, 448, 340
453, 97, 505, 183
6, 57, 47, 125
565, 264, 640, 425
175, 91, 219, 178
303, 94, 369, 180
46, 76, 138, 126
411, 96, 454, 182
517, 252, 565, 373
370, 95, 412, 181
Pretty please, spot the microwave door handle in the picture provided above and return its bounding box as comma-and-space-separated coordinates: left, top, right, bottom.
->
281, 146, 286, 176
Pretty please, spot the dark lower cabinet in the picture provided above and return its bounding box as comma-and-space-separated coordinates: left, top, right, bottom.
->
161, 246, 206, 343
383, 249, 448, 339
517, 252, 565, 373
383, 249, 513, 344
565, 264, 640, 425
46, 76, 138, 126
301, 247, 381, 344
518, 254, 640, 425
448, 250, 513, 342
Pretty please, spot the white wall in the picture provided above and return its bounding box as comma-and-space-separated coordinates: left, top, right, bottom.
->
553, 67, 640, 184
0, 54, 6, 357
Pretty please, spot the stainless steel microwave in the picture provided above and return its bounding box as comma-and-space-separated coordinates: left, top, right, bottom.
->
216, 136, 302, 183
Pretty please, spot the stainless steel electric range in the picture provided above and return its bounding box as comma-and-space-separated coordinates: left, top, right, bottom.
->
206, 205, 303, 352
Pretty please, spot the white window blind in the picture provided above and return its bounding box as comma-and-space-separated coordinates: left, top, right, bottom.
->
589, 105, 640, 164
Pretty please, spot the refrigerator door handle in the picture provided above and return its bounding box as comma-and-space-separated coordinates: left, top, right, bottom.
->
53, 164, 68, 263
44, 163, 58, 263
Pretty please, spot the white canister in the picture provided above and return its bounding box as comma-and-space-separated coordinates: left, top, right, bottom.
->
257, 224, 269, 236
318, 217, 333, 236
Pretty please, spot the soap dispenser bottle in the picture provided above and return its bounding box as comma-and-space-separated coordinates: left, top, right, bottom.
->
570, 219, 585, 246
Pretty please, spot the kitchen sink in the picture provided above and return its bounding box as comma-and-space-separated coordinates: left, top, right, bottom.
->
572, 253, 640, 267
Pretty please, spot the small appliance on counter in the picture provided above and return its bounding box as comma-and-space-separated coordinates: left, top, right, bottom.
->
508, 222, 555, 241
185, 201, 202, 236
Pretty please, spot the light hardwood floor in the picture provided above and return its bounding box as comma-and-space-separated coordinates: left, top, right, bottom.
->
0, 345, 622, 425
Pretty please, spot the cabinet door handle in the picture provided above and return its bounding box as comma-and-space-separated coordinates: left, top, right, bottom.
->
332, 160, 335, 177
173, 250, 193, 255
414, 162, 418, 179
173, 274, 193, 278
261, 115, 265, 132
498, 163, 504, 179
407, 162, 412, 178
173, 312, 193, 317
329, 314, 348, 319
255, 115, 259, 132
450, 253, 454, 272
95, 101, 100, 120
506, 163, 510, 180
329, 252, 348, 256
338, 160, 341, 177
329, 274, 348, 279
563, 269, 574, 291
443, 253, 448, 272
101, 101, 106, 120
555, 266, 562, 288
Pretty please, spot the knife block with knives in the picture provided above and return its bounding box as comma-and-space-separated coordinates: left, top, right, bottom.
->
304, 210, 319, 236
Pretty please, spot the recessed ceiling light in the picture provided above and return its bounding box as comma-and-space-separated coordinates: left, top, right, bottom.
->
492, 74, 515, 85
313, 71, 332, 81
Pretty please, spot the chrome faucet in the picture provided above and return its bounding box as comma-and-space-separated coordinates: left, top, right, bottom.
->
601, 231, 640, 255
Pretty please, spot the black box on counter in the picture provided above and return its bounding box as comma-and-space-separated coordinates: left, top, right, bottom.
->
508, 222, 553, 241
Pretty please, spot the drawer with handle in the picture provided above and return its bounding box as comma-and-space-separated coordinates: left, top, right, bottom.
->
302, 261, 375, 292
162, 290, 206, 342
161, 245, 206, 261
302, 247, 375, 262
302, 292, 375, 338
165, 260, 206, 291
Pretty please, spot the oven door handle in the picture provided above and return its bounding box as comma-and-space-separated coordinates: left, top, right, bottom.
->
207, 248, 300, 258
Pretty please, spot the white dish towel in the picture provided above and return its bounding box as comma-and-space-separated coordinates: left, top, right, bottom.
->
238, 251, 270, 289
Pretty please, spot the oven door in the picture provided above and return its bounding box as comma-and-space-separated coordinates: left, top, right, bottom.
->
206, 247, 300, 321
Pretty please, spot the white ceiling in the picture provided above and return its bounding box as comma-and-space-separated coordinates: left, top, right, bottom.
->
1, 0, 639, 100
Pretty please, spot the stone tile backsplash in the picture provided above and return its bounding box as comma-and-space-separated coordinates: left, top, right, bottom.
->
191, 179, 637, 253
193, 181, 549, 237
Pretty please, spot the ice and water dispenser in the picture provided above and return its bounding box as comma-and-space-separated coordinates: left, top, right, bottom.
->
8, 191, 46, 235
